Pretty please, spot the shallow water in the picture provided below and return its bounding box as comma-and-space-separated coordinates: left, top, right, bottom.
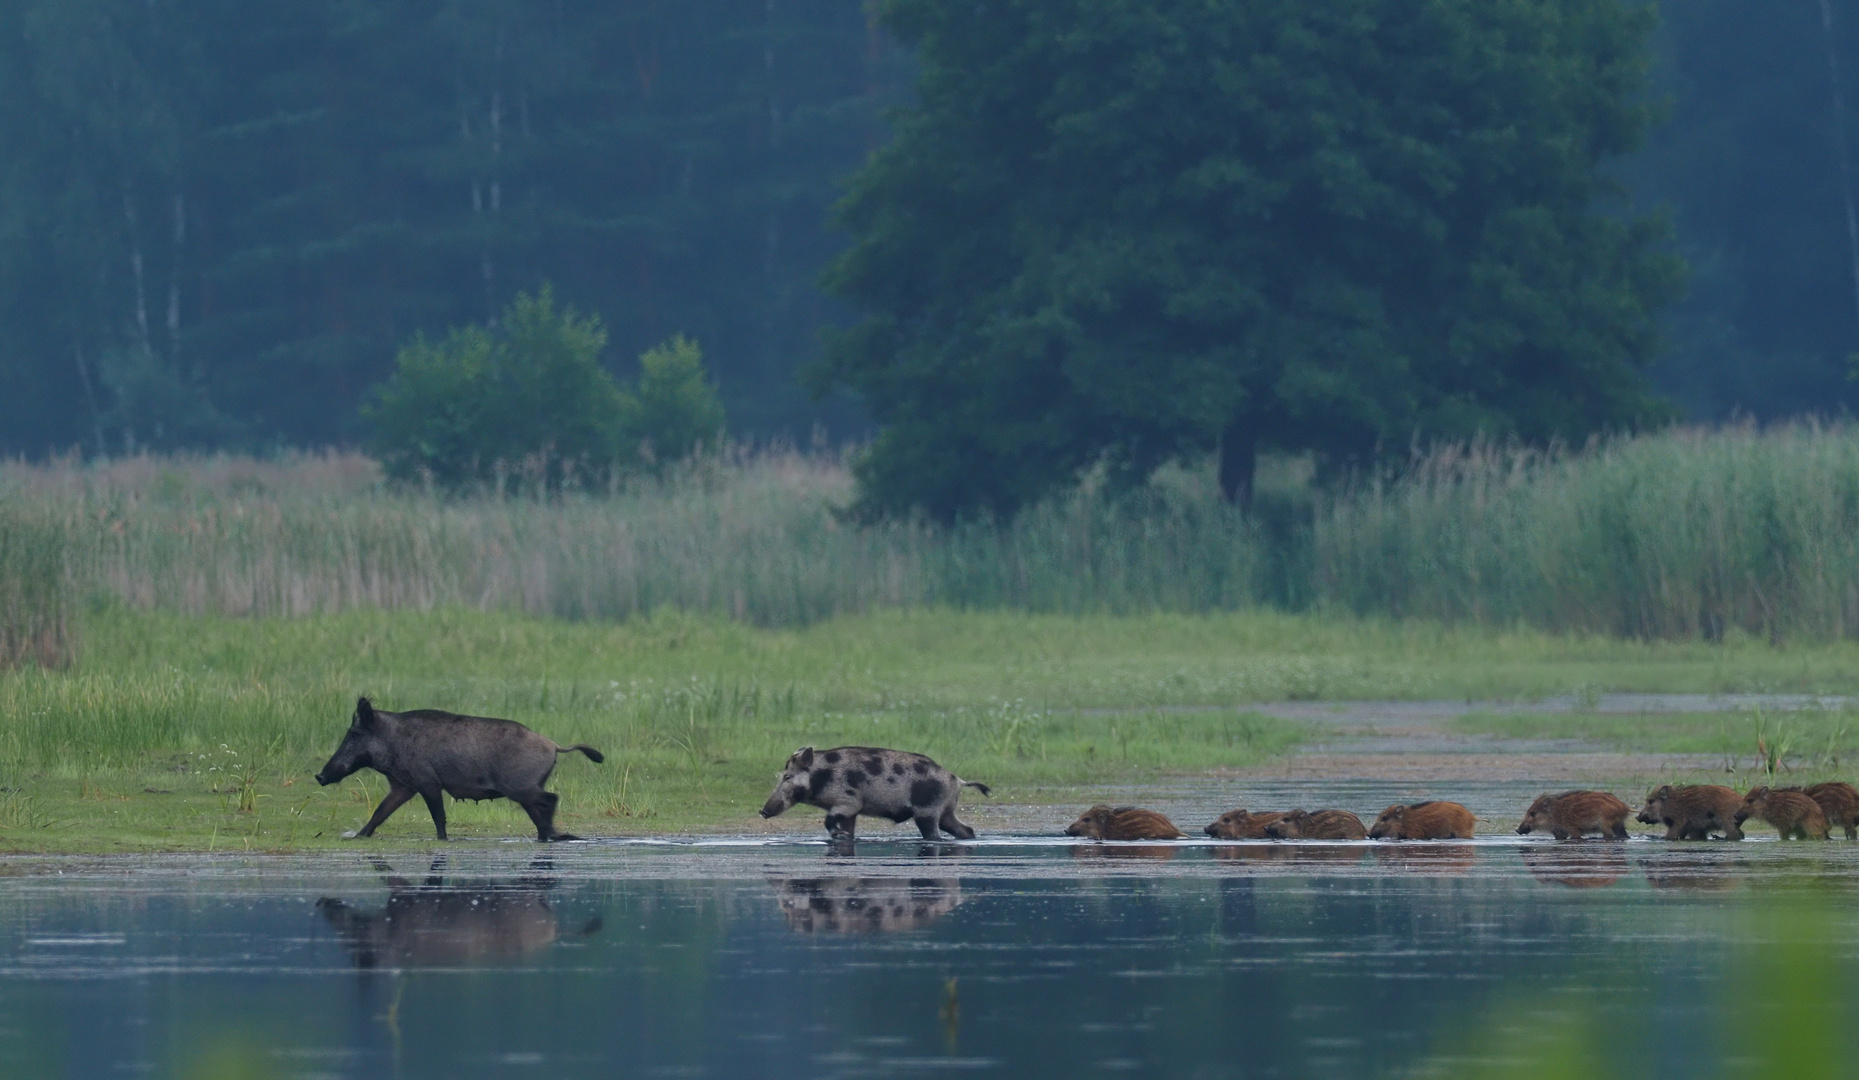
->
0, 836, 1855, 1079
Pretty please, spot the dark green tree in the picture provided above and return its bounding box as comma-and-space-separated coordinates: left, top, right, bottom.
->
815, 0, 1684, 518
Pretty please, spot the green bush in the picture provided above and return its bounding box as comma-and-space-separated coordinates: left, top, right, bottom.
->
364, 286, 627, 489
623, 334, 726, 470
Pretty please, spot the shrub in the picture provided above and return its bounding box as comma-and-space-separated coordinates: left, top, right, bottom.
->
364, 286, 627, 489
623, 335, 726, 470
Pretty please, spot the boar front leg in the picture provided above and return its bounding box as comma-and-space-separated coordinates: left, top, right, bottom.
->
350, 784, 417, 838
823, 808, 859, 840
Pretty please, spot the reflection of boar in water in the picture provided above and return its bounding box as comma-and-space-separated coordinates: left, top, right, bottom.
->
772, 877, 962, 933
314, 697, 604, 841
1736, 786, 1830, 840
1520, 844, 1628, 888
1367, 801, 1476, 840
1637, 784, 1743, 840
1788, 782, 1859, 839
1372, 844, 1474, 875
316, 860, 598, 968
759, 747, 988, 841
1071, 844, 1179, 861
1262, 809, 1367, 840
1516, 790, 1630, 840
1204, 809, 1288, 839
1065, 805, 1186, 840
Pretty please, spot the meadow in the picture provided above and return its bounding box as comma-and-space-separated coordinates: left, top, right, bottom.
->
9, 424, 1859, 849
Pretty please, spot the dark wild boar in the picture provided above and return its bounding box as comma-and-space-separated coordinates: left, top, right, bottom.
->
758, 746, 988, 840
1204, 809, 1289, 839
1737, 786, 1830, 840
1262, 809, 1368, 840
315, 857, 599, 968
1368, 801, 1476, 840
1516, 790, 1630, 840
1637, 784, 1743, 840
1065, 805, 1186, 841
315, 697, 604, 842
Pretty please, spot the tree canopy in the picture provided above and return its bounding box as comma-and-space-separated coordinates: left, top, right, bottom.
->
816, 0, 1684, 518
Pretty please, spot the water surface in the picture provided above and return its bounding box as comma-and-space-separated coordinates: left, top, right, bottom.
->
0, 837, 1852, 1078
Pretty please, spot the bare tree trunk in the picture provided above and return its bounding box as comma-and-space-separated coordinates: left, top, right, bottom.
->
1218, 416, 1257, 510
124, 186, 153, 358
1820, 0, 1859, 329
167, 192, 185, 369
72, 336, 105, 456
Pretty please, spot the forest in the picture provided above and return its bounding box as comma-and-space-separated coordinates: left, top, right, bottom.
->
0, 1, 1857, 461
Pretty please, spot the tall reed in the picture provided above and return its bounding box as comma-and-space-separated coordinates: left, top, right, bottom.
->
1, 448, 1268, 626
15, 422, 1859, 642
1313, 423, 1859, 640
0, 499, 74, 668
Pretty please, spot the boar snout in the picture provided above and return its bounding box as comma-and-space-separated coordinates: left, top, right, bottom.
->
760, 794, 789, 819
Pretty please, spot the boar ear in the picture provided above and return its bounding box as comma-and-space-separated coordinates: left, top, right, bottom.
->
794, 747, 815, 767
354, 697, 377, 729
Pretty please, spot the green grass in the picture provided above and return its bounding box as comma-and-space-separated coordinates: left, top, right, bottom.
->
8, 605, 1859, 851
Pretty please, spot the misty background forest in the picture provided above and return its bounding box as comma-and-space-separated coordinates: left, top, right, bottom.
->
2, 1, 1858, 468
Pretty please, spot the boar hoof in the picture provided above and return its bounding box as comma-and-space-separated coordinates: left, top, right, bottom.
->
341, 830, 360, 839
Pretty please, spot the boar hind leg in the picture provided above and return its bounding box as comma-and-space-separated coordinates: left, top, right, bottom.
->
938, 807, 977, 841
421, 791, 448, 841
352, 784, 417, 838
913, 814, 942, 840
517, 791, 573, 842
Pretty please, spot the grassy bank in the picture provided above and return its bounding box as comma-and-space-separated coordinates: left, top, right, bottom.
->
4, 606, 1859, 851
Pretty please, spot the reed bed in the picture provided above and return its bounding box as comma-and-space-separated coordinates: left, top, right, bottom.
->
9, 422, 1859, 643
0, 447, 1269, 627
1315, 423, 1859, 641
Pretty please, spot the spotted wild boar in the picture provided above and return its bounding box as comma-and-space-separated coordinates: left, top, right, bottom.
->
314, 697, 604, 842
1065, 805, 1186, 841
1637, 784, 1743, 841
1203, 809, 1289, 839
1516, 790, 1630, 841
1368, 801, 1476, 840
758, 746, 989, 840
1737, 786, 1830, 840
1262, 809, 1368, 840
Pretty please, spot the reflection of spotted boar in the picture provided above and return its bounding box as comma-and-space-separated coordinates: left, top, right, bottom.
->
1638, 784, 1743, 840
772, 877, 963, 933
759, 746, 989, 840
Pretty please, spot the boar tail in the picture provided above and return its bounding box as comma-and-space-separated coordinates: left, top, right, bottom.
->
961, 780, 991, 797
556, 744, 606, 764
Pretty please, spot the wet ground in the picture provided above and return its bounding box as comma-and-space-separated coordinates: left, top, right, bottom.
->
0, 834, 1855, 1079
